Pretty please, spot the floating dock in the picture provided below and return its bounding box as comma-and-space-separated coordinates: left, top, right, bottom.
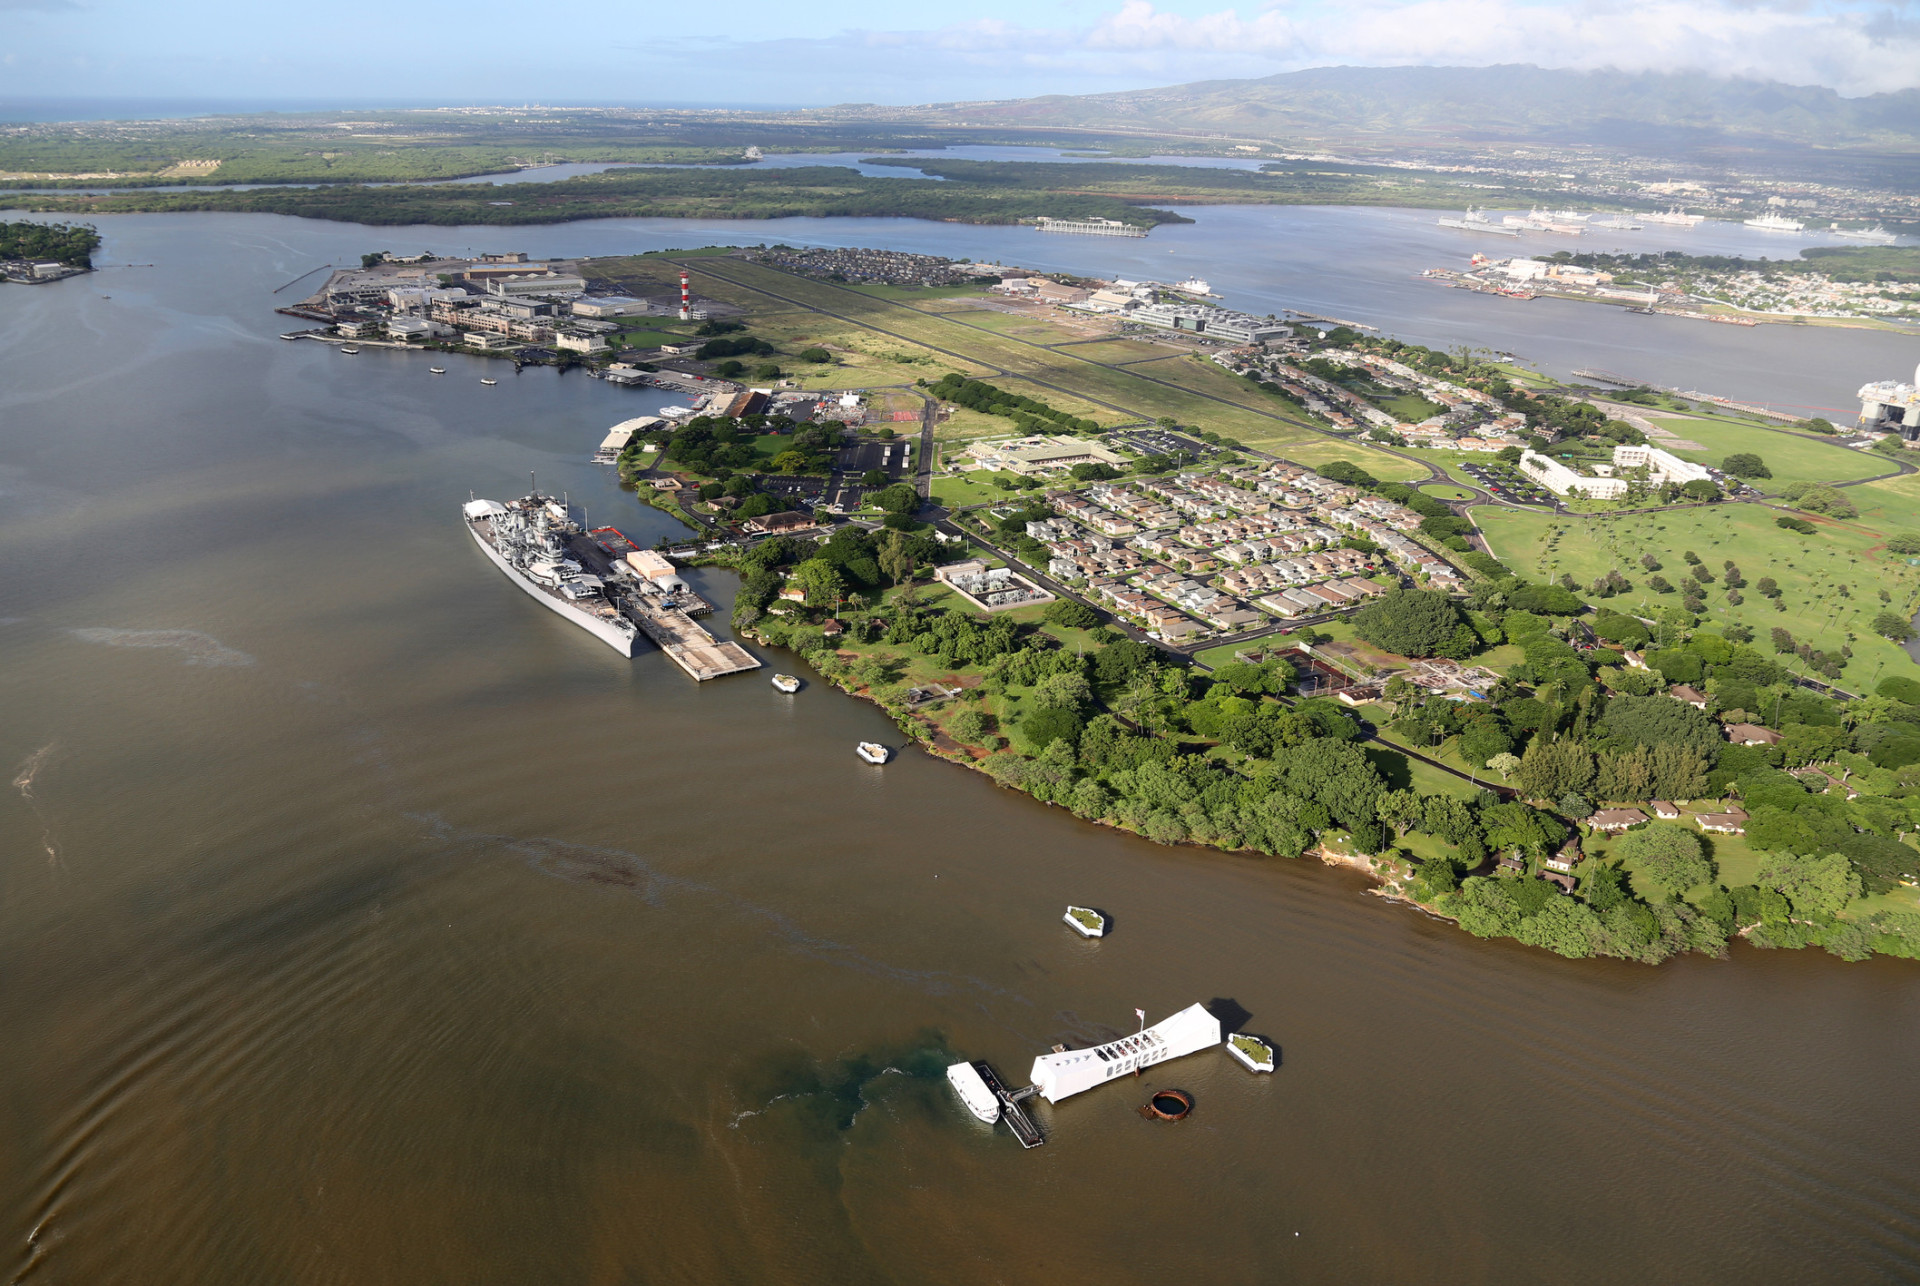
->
977, 1062, 1045, 1148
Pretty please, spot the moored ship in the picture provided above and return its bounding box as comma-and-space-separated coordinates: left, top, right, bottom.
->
1643, 206, 1704, 227
1831, 223, 1898, 244
1436, 208, 1520, 237
463, 487, 641, 656
1744, 212, 1805, 232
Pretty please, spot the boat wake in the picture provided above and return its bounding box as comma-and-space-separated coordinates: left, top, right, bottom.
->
68, 628, 254, 667
11, 743, 60, 870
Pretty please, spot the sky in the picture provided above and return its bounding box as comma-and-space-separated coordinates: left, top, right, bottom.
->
3, 0, 1919, 107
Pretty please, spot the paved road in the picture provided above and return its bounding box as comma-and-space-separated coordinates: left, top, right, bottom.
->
913, 389, 936, 499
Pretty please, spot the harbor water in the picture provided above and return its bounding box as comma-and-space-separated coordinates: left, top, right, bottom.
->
1, 208, 1918, 1284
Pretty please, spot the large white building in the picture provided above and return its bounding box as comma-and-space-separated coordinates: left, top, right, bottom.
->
1860, 360, 1920, 441
1519, 450, 1627, 499
1027, 1003, 1223, 1104
1519, 444, 1711, 499
1612, 443, 1713, 484
1122, 301, 1290, 344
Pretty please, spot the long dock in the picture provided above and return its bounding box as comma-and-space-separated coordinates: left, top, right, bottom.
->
570, 528, 758, 681
627, 602, 760, 681
977, 1063, 1045, 1149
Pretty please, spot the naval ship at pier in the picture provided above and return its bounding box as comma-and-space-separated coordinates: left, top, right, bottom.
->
462, 482, 759, 680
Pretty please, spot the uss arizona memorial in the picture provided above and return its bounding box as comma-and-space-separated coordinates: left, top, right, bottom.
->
1518, 443, 1713, 500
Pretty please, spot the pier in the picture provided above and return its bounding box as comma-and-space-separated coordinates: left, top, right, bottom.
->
977, 1063, 1046, 1149
1282, 309, 1378, 332
625, 601, 760, 682
571, 527, 760, 681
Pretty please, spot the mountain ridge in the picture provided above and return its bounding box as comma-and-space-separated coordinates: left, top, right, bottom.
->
889, 65, 1920, 155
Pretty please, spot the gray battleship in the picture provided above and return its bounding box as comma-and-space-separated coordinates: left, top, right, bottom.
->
463, 486, 642, 655
463, 482, 760, 680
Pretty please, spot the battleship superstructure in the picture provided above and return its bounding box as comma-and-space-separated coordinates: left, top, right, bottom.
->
468, 485, 760, 679
464, 488, 642, 655
1436, 208, 1520, 237
464, 487, 761, 679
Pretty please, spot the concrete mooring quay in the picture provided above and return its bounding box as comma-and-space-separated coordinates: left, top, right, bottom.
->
627, 600, 760, 682
576, 527, 761, 682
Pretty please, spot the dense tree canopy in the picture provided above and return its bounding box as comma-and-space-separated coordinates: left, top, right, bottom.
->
1596, 695, 1722, 756
1352, 588, 1466, 659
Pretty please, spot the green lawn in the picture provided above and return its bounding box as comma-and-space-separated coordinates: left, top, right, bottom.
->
1420, 482, 1476, 501
1380, 392, 1447, 423
1838, 470, 1920, 532
1276, 438, 1428, 480
1647, 416, 1875, 487
929, 469, 1030, 510
845, 282, 988, 302
1474, 502, 1920, 684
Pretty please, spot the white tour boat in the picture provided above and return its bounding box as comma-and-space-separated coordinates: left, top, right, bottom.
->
1063, 906, 1107, 938
856, 742, 890, 765
771, 673, 801, 693
429, 366, 447, 374
946, 1062, 1002, 1123
340, 345, 360, 355
480, 377, 498, 386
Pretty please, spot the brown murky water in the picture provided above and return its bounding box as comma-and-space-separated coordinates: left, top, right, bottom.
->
2, 214, 1918, 1284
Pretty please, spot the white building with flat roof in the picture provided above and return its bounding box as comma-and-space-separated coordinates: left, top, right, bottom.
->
1520, 442, 1713, 499
1612, 443, 1712, 484
1519, 450, 1628, 499
1027, 1003, 1222, 1104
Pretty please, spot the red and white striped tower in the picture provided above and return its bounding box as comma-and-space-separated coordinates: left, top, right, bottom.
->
678, 270, 690, 322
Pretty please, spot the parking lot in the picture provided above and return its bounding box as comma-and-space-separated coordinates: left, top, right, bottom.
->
1459, 461, 1553, 506
1112, 428, 1206, 458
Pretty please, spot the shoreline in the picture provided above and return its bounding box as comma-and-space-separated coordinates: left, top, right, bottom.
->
735, 620, 1913, 969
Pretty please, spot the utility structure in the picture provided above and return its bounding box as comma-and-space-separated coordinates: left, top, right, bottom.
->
678, 270, 690, 322
1858, 357, 1920, 442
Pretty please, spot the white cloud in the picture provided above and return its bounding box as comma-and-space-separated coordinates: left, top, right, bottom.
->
1077, 0, 1920, 96
783, 0, 1920, 98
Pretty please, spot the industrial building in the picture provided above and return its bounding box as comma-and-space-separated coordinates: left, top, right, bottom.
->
1034, 216, 1145, 238
483, 273, 588, 298
1125, 301, 1290, 344
1859, 361, 1920, 441
570, 295, 647, 318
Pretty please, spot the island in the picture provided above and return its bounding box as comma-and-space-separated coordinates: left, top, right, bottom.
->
0, 219, 99, 284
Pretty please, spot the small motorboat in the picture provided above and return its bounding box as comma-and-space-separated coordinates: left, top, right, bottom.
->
340, 345, 360, 355
1063, 906, 1107, 938
480, 378, 497, 386
856, 742, 890, 765
771, 674, 801, 693
429, 366, 446, 374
